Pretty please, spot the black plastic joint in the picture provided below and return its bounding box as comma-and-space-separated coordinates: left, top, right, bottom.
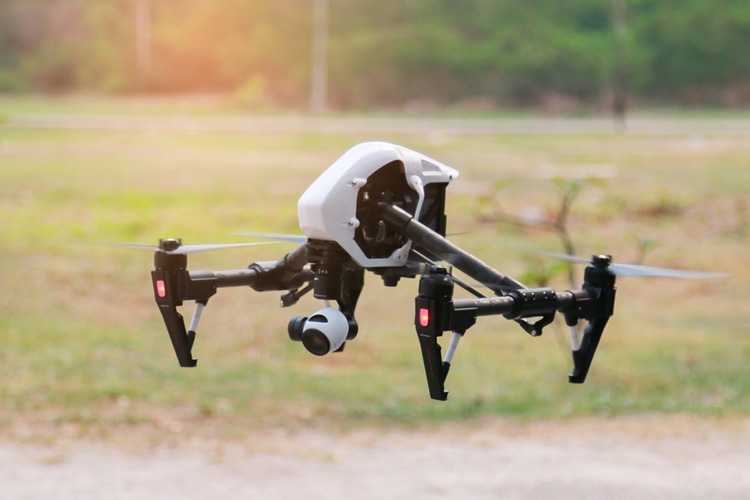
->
418, 266, 453, 300
503, 288, 557, 319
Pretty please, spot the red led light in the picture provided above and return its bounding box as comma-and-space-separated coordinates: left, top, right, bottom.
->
156, 280, 167, 298
419, 308, 430, 327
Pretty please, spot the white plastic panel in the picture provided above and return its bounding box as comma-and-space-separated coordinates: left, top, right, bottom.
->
297, 142, 458, 268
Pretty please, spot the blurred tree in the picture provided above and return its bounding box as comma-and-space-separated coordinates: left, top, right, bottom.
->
0, 2, 29, 91
327, 0, 614, 108
612, 0, 628, 127
1, 0, 749, 108
629, 0, 750, 103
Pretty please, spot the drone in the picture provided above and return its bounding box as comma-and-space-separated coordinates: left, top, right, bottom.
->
130, 142, 726, 401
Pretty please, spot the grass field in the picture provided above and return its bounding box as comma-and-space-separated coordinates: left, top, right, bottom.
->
1, 96, 749, 444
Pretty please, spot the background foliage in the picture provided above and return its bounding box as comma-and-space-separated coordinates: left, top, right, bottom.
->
1, 0, 750, 109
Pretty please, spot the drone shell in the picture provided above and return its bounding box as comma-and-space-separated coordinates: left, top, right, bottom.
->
298, 141, 459, 268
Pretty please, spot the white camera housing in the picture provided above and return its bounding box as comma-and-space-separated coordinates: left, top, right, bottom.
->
302, 307, 351, 356
298, 142, 458, 268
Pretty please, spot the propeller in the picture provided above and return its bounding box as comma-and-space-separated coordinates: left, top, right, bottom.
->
231, 232, 307, 244
532, 250, 730, 279
95, 238, 281, 255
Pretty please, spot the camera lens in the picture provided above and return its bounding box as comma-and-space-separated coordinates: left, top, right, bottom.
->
302, 328, 330, 356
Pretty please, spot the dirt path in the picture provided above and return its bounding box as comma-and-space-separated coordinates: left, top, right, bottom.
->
3, 416, 750, 499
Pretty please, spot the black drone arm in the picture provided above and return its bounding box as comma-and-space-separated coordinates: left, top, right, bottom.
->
378, 202, 617, 400
151, 244, 313, 367
380, 203, 527, 294
414, 264, 616, 399
380, 203, 556, 337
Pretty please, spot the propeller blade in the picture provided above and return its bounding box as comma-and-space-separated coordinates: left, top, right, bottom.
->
531, 249, 729, 279
93, 241, 280, 254
176, 242, 282, 254
98, 242, 159, 251
231, 232, 307, 244
528, 249, 594, 265
607, 263, 730, 279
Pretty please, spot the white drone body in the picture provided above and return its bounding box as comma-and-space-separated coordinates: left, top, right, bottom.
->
298, 142, 459, 268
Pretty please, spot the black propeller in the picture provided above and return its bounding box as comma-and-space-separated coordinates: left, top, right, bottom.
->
533, 250, 730, 279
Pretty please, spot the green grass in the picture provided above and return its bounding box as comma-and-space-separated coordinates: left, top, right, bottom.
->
1, 97, 749, 441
